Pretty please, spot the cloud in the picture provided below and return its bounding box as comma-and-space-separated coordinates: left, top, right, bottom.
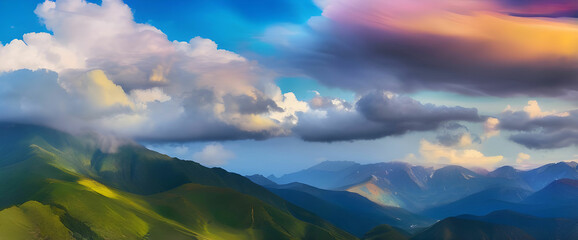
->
309, 95, 352, 111
499, 100, 578, 149
516, 152, 531, 164
269, 92, 310, 125
192, 143, 235, 167
0, 0, 311, 142
436, 123, 481, 147
267, 0, 578, 97
521, 100, 569, 119
294, 91, 482, 141
483, 117, 501, 140
418, 139, 504, 169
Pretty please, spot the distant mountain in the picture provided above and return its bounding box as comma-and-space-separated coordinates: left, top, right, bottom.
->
488, 166, 521, 179
515, 179, 578, 219
421, 187, 533, 219
271, 161, 435, 210
0, 123, 355, 240
411, 217, 533, 240
423, 178, 578, 221
272, 160, 578, 211
522, 162, 578, 190
270, 161, 365, 189
246, 174, 278, 187
524, 178, 578, 205
255, 182, 433, 236
309, 160, 361, 172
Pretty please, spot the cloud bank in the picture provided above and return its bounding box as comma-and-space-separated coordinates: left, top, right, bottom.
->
268, 0, 578, 97
500, 101, 578, 149
0, 0, 307, 142
294, 91, 482, 142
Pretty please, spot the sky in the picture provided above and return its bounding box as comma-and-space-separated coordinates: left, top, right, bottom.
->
0, 0, 577, 176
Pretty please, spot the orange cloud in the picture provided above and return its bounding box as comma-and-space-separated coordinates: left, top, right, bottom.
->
322, 0, 578, 64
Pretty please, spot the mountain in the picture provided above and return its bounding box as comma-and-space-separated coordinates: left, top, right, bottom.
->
458, 210, 578, 240
362, 224, 410, 240
524, 178, 578, 205
414, 210, 578, 240
421, 187, 533, 219
246, 174, 279, 187
272, 160, 578, 212
255, 182, 433, 236
517, 179, 578, 219
0, 123, 356, 240
522, 162, 578, 190
423, 178, 578, 221
411, 217, 533, 240
270, 161, 364, 189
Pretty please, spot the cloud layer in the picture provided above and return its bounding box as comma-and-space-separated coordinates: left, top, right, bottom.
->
269, 0, 578, 97
1, 0, 572, 160
294, 91, 482, 141
500, 101, 578, 149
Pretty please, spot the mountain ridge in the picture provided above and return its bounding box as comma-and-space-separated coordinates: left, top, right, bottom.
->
0, 123, 356, 240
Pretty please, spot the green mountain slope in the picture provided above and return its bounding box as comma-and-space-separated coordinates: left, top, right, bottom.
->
0, 123, 356, 240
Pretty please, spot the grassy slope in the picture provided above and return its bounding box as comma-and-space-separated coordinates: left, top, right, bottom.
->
0, 124, 356, 240
0, 201, 72, 240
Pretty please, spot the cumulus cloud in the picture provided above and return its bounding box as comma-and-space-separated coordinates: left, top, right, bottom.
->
0, 0, 311, 142
267, 0, 578, 97
294, 91, 482, 141
516, 152, 531, 164
192, 143, 235, 167
483, 117, 501, 140
500, 100, 578, 149
418, 139, 504, 169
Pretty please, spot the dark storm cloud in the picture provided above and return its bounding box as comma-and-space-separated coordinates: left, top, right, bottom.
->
510, 131, 578, 149
293, 91, 482, 142
357, 92, 482, 124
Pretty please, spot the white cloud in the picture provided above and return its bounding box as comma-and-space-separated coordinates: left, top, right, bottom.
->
269, 92, 309, 126
192, 143, 235, 167
130, 87, 171, 108
0, 0, 311, 142
522, 100, 569, 119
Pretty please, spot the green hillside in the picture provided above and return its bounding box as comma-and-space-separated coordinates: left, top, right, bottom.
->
0, 123, 356, 240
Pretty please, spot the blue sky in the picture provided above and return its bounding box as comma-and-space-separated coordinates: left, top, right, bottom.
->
1, 0, 577, 175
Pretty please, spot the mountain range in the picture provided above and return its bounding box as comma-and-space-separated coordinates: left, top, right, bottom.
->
265, 160, 578, 239
270, 160, 578, 212
2, 123, 578, 239
0, 123, 355, 239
